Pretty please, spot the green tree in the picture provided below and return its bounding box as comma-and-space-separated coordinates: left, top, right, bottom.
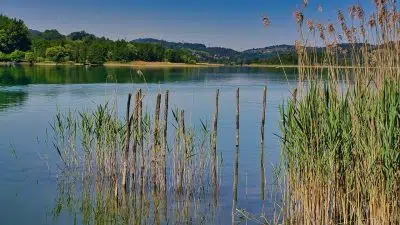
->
8, 50, 26, 62
65, 41, 87, 63
0, 15, 31, 53
68, 31, 95, 41
24, 52, 36, 63
41, 29, 65, 41
45, 46, 69, 62
87, 42, 108, 64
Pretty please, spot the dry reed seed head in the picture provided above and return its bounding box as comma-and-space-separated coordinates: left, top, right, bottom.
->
316, 23, 326, 40
303, 0, 308, 8
262, 15, 271, 27
326, 42, 338, 52
368, 14, 377, 27
349, 5, 357, 19
356, 5, 365, 20
328, 23, 335, 34
338, 10, 345, 25
394, 12, 400, 23
345, 28, 353, 42
378, 7, 388, 26
294, 10, 304, 25
295, 40, 304, 51
307, 19, 314, 32
373, 0, 389, 7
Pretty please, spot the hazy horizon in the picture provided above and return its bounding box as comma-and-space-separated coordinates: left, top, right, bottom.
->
2, 0, 374, 51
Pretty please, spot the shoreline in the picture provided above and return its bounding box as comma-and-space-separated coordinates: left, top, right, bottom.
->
103, 61, 224, 68
0, 61, 224, 68
243, 64, 299, 68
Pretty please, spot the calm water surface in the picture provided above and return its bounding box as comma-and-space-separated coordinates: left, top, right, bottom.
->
0, 65, 297, 224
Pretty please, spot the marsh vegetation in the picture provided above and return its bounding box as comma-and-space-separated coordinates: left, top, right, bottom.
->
279, 0, 400, 224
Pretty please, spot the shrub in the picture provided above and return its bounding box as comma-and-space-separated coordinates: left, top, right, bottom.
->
45, 46, 69, 63
24, 52, 36, 63
8, 50, 25, 62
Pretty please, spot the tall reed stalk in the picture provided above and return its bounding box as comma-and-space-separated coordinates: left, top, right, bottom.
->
280, 1, 400, 224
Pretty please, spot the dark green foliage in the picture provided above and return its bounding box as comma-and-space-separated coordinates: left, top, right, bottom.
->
254, 52, 298, 65
87, 42, 108, 64
46, 46, 69, 62
24, 52, 35, 63
67, 31, 95, 41
8, 50, 26, 62
0, 14, 31, 53
40, 29, 65, 41
109, 40, 136, 62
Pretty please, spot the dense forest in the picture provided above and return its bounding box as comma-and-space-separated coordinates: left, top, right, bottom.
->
0, 15, 196, 65
0, 14, 304, 65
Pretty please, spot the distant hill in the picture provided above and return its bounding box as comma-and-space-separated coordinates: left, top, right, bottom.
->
136, 38, 241, 63
135, 38, 299, 64
243, 45, 296, 54
3, 14, 363, 66
27, 31, 300, 64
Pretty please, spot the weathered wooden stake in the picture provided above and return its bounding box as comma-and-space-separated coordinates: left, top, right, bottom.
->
236, 88, 240, 147
138, 89, 144, 197
122, 93, 132, 190
162, 90, 169, 183
152, 93, 162, 188
162, 90, 169, 218
260, 86, 267, 201
212, 89, 219, 205
179, 110, 187, 193
232, 88, 240, 224
261, 86, 266, 147
130, 90, 140, 194
232, 145, 239, 225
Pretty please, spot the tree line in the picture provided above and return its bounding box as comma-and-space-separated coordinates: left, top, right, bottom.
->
0, 15, 196, 65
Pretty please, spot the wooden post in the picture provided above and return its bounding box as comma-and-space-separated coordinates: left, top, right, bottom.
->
232, 88, 240, 224
152, 93, 162, 189
162, 90, 169, 184
179, 110, 187, 193
130, 90, 140, 194
162, 90, 169, 218
122, 93, 132, 191
232, 145, 239, 225
236, 88, 239, 147
212, 89, 219, 205
260, 86, 267, 201
138, 89, 144, 197
261, 86, 266, 147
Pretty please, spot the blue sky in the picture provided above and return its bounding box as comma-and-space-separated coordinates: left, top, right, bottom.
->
2, 0, 374, 50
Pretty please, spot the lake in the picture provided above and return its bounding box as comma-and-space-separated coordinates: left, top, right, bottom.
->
0, 65, 297, 225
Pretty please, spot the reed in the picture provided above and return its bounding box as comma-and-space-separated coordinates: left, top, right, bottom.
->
50, 87, 222, 224
280, 1, 400, 224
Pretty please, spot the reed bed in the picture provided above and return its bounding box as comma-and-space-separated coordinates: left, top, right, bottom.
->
49, 88, 226, 224
280, 1, 400, 224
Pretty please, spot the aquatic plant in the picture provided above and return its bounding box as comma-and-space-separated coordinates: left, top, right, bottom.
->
49, 88, 225, 224
280, 1, 400, 224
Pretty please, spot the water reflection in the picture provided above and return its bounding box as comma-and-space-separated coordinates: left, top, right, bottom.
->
0, 65, 296, 225
0, 65, 296, 85
0, 90, 27, 111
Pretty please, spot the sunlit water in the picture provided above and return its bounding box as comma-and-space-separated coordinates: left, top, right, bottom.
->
0, 65, 297, 224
